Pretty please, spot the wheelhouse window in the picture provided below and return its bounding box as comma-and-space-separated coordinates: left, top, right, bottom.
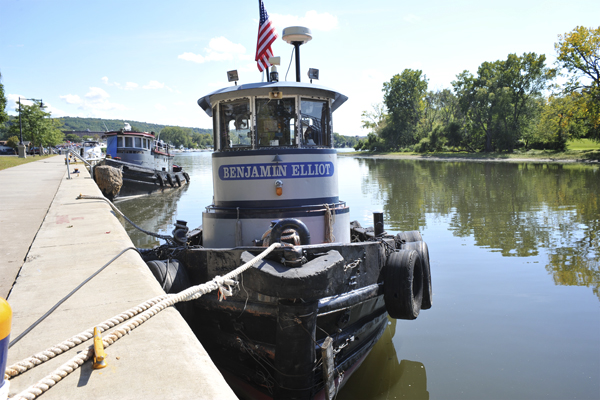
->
300, 99, 331, 147
135, 137, 142, 148
117, 137, 123, 147
256, 98, 296, 147
125, 137, 133, 147
219, 99, 251, 150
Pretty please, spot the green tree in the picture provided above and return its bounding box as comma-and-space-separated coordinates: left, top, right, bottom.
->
8, 102, 64, 150
0, 72, 7, 128
65, 133, 82, 143
530, 94, 587, 149
6, 136, 19, 149
453, 53, 553, 152
160, 126, 193, 148
555, 26, 600, 140
382, 69, 428, 149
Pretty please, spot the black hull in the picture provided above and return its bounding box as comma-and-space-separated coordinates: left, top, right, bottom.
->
170, 240, 395, 400
100, 158, 189, 199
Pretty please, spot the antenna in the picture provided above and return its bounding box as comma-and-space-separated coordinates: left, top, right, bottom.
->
282, 26, 312, 82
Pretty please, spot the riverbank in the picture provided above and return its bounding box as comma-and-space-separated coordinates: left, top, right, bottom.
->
340, 149, 600, 164
0, 155, 236, 399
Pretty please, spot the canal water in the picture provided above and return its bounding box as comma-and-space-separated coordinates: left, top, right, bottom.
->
116, 152, 600, 400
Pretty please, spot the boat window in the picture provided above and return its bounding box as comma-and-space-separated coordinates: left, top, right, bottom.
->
125, 137, 133, 147
256, 98, 296, 147
117, 137, 123, 147
219, 99, 251, 150
300, 99, 331, 147
135, 137, 142, 148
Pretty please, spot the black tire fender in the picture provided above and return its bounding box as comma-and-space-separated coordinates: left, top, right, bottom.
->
156, 175, 165, 187
175, 174, 182, 187
146, 259, 191, 294
166, 174, 175, 187
268, 218, 311, 246
395, 230, 423, 248
383, 249, 423, 320
400, 240, 432, 309
183, 172, 190, 183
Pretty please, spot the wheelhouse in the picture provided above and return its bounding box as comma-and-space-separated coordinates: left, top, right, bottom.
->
199, 82, 347, 151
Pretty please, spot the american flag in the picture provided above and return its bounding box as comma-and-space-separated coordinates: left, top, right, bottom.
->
255, 0, 277, 72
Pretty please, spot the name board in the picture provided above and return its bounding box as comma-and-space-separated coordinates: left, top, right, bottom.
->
218, 162, 334, 180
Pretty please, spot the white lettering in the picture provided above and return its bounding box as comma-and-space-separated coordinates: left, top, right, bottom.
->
260, 165, 272, 177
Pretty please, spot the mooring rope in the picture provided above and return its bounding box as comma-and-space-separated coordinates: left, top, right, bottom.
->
324, 204, 336, 243
5, 242, 282, 400
76, 194, 175, 244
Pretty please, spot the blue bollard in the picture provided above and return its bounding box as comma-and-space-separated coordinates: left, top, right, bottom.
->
0, 298, 12, 399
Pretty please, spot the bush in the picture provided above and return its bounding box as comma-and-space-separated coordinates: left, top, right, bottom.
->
6, 136, 19, 149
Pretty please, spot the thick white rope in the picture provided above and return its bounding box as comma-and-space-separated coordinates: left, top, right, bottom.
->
7, 243, 281, 400
4, 294, 168, 381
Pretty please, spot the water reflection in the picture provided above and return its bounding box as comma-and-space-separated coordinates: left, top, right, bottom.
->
356, 158, 600, 299
337, 319, 429, 400
113, 152, 214, 248
115, 180, 190, 248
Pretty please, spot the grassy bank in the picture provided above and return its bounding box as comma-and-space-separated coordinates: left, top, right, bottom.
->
342, 139, 600, 163
0, 155, 57, 171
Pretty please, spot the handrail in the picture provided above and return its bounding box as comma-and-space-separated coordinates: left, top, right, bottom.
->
66, 148, 92, 168
65, 148, 95, 180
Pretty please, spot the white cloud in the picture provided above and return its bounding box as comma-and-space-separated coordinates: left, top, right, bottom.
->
178, 52, 206, 63
270, 10, 339, 32
142, 80, 173, 92
57, 87, 127, 114
85, 87, 110, 102
102, 77, 140, 91
60, 94, 82, 104
178, 36, 247, 64
143, 80, 165, 90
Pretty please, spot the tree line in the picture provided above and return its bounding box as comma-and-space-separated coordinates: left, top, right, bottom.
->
356, 26, 600, 153
0, 92, 359, 150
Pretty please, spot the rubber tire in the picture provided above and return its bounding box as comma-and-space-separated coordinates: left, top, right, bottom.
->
175, 174, 182, 187
156, 175, 165, 187
383, 250, 423, 320
146, 259, 190, 294
400, 241, 432, 309
395, 230, 423, 248
166, 174, 175, 187
183, 172, 190, 183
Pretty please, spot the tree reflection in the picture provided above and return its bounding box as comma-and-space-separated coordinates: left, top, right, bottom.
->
337, 319, 429, 400
358, 158, 600, 299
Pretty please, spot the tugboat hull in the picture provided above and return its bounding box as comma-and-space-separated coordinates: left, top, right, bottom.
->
140, 227, 430, 400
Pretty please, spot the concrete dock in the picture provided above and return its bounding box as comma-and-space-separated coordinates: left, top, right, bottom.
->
0, 156, 237, 399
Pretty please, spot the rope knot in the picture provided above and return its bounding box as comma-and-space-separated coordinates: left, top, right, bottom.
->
214, 276, 237, 301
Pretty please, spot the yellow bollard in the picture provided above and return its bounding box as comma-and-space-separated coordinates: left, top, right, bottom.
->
92, 327, 107, 369
0, 298, 12, 399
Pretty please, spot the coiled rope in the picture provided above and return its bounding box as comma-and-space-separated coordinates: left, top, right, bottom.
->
76, 194, 175, 244
5, 242, 282, 400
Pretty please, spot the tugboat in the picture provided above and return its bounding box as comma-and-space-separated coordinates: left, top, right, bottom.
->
97, 123, 190, 198
142, 26, 431, 400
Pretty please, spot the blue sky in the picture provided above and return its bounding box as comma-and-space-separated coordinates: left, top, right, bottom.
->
1, 0, 599, 136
